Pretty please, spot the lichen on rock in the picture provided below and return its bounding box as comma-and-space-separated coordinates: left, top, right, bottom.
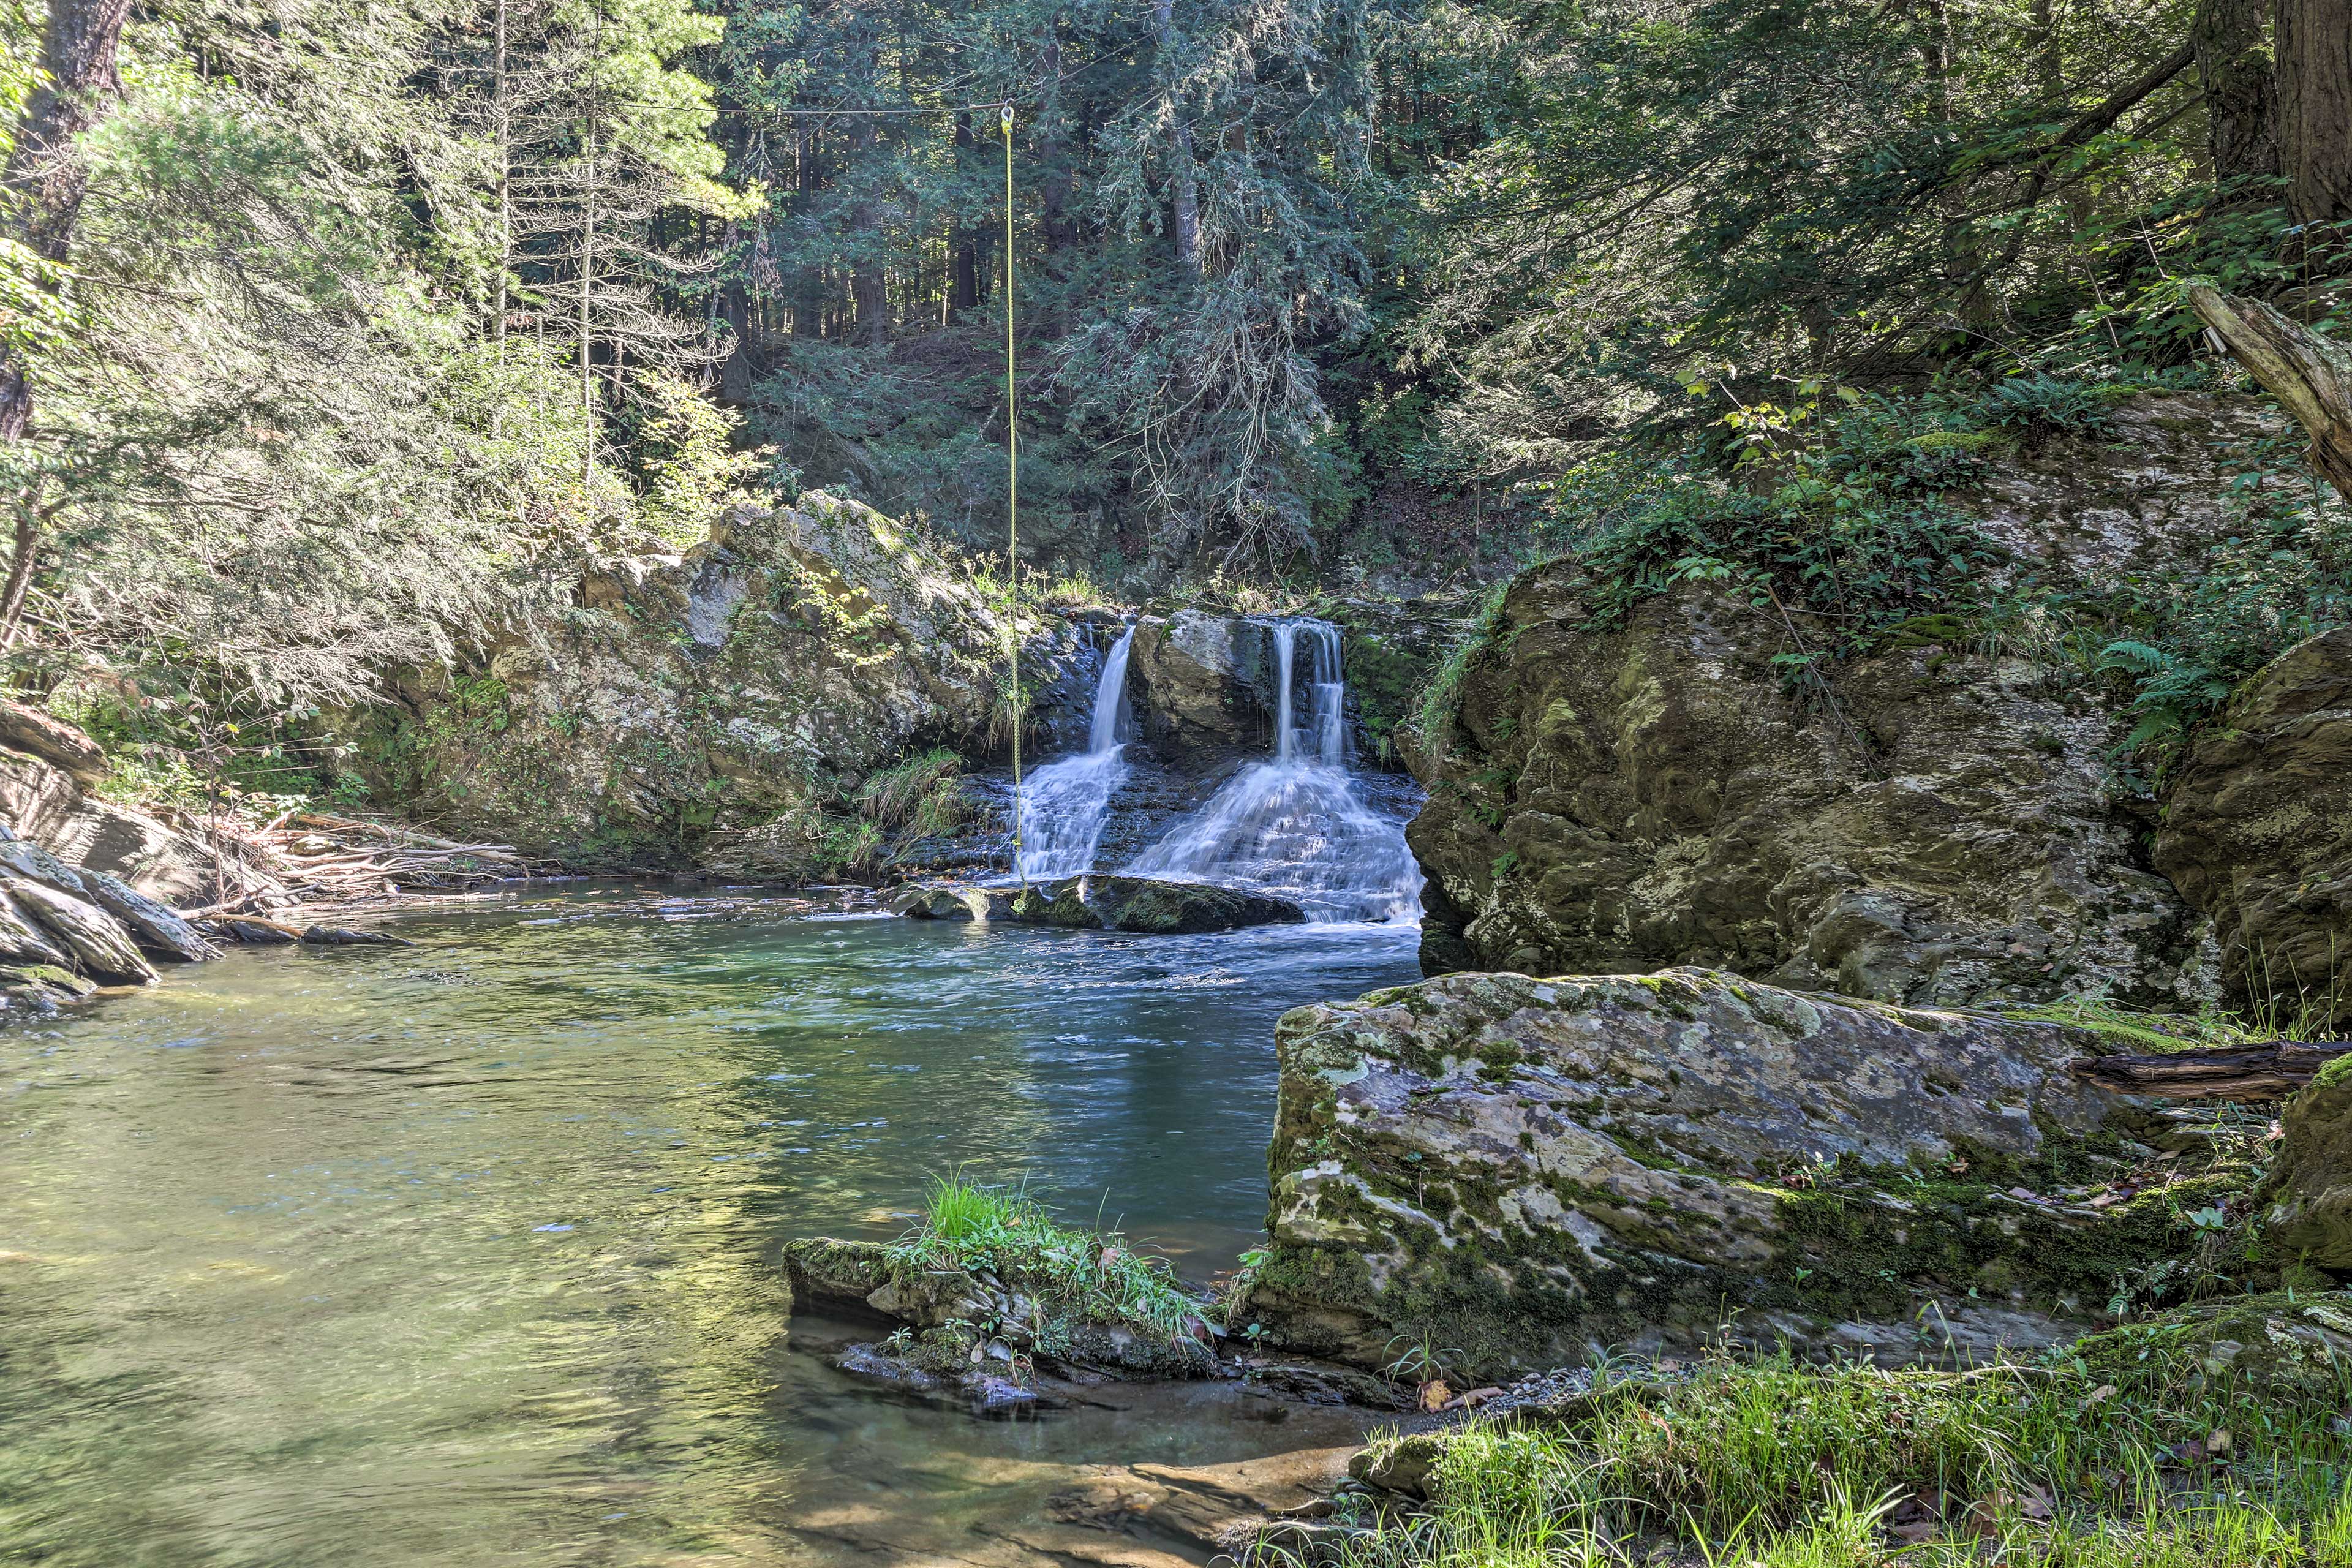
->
2156, 625, 2352, 1031
1238, 966, 2239, 1380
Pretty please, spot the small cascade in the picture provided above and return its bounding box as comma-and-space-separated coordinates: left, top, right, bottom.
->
1124, 618, 1422, 924
1012, 624, 1135, 881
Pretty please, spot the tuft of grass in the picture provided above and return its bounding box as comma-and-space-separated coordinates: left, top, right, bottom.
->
1997, 993, 2288, 1052
888, 1174, 1210, 1346
1253, 1333, 2352, 1568
859, 747, 966, 831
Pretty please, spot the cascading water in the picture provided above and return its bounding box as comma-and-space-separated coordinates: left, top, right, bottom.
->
1124, 619, 1422, 924
1012, 624, 1136, 881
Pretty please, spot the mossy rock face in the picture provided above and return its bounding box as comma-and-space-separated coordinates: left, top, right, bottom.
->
2073, 1290, 2352, 1411
1403, 399, 2291, 1008
2262, 1077, 2352, 1268
1237, 967, 2237, 1381
344, 492, 1096, 876
2155, 625, 2352, 1031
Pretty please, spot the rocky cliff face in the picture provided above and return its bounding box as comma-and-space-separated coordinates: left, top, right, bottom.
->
2156, 627, 2352, 1029
352, 494, 1094, 875
1407, 574, 2207, 1006
1238, 968, 2233, 1378
1406, 397, 2286, 1007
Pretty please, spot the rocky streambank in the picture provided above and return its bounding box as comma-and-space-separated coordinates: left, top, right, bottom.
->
1234, 967, 2250, 1379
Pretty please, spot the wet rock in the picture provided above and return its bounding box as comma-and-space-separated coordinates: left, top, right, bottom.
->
2260, 1070, 2352, 1267
1408, 573, 2211, 1008
202, 918, 302, 946
299, 925, 414, 947
895, 874, 1305, 934
2155, 627, 2352, 1030
81, 869, 220, 962
0, 873, 157, 984
1131, 611, 1277, 756
1239, 967, 2218, 1379
782, 1237, 1219, 1379
0, 962, 96, 1011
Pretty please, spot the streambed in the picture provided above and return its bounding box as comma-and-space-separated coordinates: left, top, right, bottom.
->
0, 886, 1422, 1567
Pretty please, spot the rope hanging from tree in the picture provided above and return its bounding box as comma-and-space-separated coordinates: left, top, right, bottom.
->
1001, 104, 1025, 886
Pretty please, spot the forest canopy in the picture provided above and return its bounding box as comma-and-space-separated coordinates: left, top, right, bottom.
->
0, 0, 2340, 733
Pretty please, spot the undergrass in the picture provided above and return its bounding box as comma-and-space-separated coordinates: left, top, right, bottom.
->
1997, 993, 2286, 1052
885, 1174, 1209, 1346
1267, 1338, 2352, 1568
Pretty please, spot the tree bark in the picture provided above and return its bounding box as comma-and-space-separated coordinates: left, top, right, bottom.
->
0, 0, 134, 652
2277, 0, 2352, 223
2192, 0, 2282, 187
796, 122, 824, 337
2187, 284, 2352, 494
950, 112, 979, 317
1152, 0, 1199, 274
2071, 1040, 2352, 1099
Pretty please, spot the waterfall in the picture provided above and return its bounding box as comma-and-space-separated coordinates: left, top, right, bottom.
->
1124, 618, 1422, 924
1012, 624, 1135, 881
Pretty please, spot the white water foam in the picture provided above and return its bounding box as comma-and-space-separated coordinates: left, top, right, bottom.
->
1013, 624, 1136, 881
1124, 620, 1422, 924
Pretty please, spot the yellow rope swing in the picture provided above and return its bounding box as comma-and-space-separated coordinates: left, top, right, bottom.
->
1000, 104, 1027, 886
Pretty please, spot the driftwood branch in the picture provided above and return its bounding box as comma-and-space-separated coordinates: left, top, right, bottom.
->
2185, 285, 2352, 496
2071, 1041, 2352, 1100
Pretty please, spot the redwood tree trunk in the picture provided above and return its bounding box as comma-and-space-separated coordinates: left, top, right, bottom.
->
2277, 0, 2352, 223
2192, 0, 2282, 188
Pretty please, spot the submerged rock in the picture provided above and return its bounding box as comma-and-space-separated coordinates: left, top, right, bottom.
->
895, 873, 1305, 933
2156, 626, 2352, 1030
1238, 967, 2228, 1379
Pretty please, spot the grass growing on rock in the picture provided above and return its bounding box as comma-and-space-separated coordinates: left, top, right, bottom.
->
884, 1174, 1211, 1346
1268, 1314, 2352, 1568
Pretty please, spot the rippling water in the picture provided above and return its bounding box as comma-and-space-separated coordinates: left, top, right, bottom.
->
0, 886, 1421, 1567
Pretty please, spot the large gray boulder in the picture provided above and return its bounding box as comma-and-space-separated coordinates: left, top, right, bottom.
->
2156, 627, 2352, 1030
1238, 967, 2230, 1379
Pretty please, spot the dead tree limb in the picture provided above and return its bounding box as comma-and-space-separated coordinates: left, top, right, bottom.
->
2185, 284, 2352, 497
2071, 1041, 2352, 1099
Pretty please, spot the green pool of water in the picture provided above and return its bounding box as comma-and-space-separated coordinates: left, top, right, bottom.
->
0, 886, 1422, 1566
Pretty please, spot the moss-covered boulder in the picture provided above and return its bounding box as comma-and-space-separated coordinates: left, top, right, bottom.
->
1237, 967, 2240, 1380
782, 1236, 1218, 1379
345, 493, 1095, 876
2155, 627, 2352, 1030
2072, 1290, 2352, 1411
1406, 572, 2211, 1006
2260, 1070, 2352, 1268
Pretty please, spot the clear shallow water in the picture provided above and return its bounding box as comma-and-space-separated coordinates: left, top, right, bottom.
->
0, 886, 1421, 1567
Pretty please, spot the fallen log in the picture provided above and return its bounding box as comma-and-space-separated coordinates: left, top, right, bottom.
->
2071, 1041, 2352, 1100
2185, 285, 2352, 497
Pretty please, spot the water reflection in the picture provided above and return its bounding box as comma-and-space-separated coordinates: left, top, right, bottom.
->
0, 888, 1419, 1566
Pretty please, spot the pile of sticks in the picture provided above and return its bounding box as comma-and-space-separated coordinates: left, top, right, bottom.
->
187, 810, 534, 915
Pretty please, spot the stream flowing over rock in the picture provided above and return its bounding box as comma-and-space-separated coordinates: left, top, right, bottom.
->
1238, 967, 2219, 1379
2155, 625, 2352, 1030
